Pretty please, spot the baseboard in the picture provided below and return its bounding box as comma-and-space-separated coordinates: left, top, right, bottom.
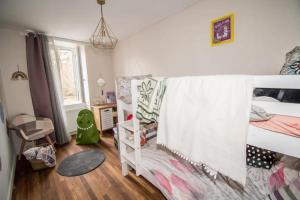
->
6, 157, 16, 200
69, 130, 77, 135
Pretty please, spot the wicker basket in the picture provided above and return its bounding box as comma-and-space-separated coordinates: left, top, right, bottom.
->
30, 159, 49, 171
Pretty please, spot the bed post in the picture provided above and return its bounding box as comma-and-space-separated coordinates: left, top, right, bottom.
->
131, 80, 142, 176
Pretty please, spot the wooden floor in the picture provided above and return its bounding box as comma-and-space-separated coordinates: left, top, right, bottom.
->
12, 132, 165, 200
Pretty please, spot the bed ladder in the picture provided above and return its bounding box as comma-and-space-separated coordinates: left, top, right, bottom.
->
117, 80, 142, 176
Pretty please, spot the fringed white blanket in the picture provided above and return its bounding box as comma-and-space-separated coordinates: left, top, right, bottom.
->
157, 76, 253, 185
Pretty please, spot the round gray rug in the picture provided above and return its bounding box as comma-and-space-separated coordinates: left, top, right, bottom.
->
57, 149, 105, 177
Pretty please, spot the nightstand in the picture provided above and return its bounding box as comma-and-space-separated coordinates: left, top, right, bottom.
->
91, 103, 117, 134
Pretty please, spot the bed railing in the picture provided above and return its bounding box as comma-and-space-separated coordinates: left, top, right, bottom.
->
253, 75, 300, 89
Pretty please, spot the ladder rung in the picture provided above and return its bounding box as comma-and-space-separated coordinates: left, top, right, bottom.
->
119, 120, 134, 132
121, 138, 135, 149
123, 152, 136, 165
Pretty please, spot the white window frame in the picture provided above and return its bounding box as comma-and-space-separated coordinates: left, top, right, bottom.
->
54, 40, 86, 110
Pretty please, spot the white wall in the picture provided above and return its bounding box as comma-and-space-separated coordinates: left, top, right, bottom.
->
0, 28, 34, 154
113, 0, 300, 77
0, 28, 115, 133
85, 46, 114, 105
0, 29, 34, 119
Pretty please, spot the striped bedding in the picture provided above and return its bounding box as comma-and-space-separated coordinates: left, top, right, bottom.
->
268, 180, 300, 200
140, 138, 300, 200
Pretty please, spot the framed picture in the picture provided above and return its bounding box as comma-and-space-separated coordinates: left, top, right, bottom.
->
106, 91, 116, 103
210, 13, 234, 47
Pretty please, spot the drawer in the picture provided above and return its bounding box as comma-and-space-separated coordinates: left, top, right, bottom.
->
102, 121, 113, 130
101, 108, 112, 115
101, 108, 113, 130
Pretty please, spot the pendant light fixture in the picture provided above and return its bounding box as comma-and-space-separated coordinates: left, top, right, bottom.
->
90, 0, 118, 49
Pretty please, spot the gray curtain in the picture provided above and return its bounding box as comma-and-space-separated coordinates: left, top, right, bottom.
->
26, 33, 71, 145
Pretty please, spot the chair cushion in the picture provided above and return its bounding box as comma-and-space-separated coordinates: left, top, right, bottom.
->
11, 114, 54, 141
26, 129, 54, 141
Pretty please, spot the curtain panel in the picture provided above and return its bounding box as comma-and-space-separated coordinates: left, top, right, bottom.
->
26, 33, 70, 145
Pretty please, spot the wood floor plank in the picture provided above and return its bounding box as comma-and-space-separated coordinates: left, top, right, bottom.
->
79, 176, 98, 200
13, 131, 165, 200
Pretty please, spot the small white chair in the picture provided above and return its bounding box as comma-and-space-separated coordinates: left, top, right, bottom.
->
9, 114, 55, 159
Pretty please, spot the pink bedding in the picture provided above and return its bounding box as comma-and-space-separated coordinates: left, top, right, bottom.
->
251, 115, 300, 137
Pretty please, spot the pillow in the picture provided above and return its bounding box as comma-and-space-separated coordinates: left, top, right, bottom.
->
280, 46, 300, 75
279, 46, 300, 104
250, 105, 273, 122
246, 145, 276, 169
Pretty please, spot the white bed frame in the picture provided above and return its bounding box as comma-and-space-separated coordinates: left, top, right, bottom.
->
117, 75, 300, 178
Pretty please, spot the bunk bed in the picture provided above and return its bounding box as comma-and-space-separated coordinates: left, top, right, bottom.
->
116, 75, 300, 200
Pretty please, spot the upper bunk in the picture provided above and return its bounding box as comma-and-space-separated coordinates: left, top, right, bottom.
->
117, 75, 300, 158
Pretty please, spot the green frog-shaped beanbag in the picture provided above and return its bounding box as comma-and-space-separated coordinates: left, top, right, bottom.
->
76, 109, 100, 145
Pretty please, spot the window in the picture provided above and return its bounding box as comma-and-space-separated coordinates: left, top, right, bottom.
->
54, 41, 84, 106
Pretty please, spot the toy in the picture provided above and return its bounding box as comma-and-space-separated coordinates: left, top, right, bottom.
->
76, 109, 100, 145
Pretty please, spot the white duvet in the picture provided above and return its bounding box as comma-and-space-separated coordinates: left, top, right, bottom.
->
157, 76, 253, 185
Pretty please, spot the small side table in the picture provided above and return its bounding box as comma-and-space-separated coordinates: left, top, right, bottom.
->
91, 103, 117, 134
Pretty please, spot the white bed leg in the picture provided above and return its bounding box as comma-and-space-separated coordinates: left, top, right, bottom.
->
121, 161, 129, 176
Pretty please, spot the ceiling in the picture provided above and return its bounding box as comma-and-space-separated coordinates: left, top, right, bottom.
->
0, 0, 199, 42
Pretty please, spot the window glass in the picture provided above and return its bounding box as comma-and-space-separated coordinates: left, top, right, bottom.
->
55, 44, 83, 105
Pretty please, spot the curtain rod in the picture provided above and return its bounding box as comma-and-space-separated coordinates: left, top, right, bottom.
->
0, 26, 90, 45
21, 29, 90, 45
51, 36, 90, 45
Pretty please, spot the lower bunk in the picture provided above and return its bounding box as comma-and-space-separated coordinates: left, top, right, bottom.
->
137, 138, 300, 200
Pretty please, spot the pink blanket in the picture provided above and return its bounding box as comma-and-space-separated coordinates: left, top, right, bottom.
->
251, 115, 300, 137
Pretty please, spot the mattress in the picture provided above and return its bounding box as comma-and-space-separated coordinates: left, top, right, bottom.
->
140, 138, 300, 200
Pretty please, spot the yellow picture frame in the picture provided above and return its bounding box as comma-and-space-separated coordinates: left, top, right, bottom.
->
210, 13, 234, 47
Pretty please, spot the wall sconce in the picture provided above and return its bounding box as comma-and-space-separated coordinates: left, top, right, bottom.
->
11, 65, 28, 80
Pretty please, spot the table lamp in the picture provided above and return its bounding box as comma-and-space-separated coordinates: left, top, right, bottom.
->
97, 78, 106, 104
